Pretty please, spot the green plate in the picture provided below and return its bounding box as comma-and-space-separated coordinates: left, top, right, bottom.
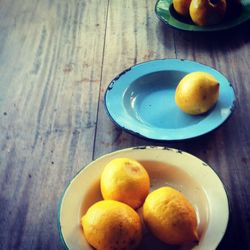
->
155, 0, 250, 32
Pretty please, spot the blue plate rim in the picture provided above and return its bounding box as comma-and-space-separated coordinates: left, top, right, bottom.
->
104, 58, 236, 141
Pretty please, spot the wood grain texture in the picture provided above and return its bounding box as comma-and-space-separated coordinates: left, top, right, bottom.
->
0, 0, 250, 249
94, 0, 176, 159
0, 0, 109, 249
173, 24, 250, 250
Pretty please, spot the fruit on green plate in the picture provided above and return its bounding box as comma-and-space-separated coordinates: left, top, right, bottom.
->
173, 0, 192, 16
189, 0, 227, 26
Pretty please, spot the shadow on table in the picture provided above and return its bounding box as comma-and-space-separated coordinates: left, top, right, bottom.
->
216, 205, 248, 250
156, 19, 250, 52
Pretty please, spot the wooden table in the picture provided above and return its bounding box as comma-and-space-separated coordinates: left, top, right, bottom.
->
0, 1, 249, 249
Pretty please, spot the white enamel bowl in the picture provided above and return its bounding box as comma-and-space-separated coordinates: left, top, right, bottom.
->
58, 146, 229, 250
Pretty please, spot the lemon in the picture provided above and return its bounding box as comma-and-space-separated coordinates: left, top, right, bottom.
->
143, 187, 199, 245
175, 71, 219, 115
173, 0, 192, 16
100, 158, 150, 209
81, 200, 142, 250
189, 0, 227, 26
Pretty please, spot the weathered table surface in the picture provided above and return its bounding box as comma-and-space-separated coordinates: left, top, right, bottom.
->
0, 0, 250, 249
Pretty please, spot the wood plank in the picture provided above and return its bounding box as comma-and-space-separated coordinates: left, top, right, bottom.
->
0, 0, 249, 249
173, 24, 250, 250
0, 0, 109, 249
94, 0, 176, 159
94, 1, 250, 248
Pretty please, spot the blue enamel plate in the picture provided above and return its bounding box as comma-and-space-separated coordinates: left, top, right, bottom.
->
104, 59, 235, 141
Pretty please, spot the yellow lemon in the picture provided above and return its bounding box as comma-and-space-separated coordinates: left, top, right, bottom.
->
81, 200, 142, 250
143, 187, 199, 245
189, 0, 227, 26
100, 158, 150, 209
173, 0, 192, 16
175, 71, 219, 115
